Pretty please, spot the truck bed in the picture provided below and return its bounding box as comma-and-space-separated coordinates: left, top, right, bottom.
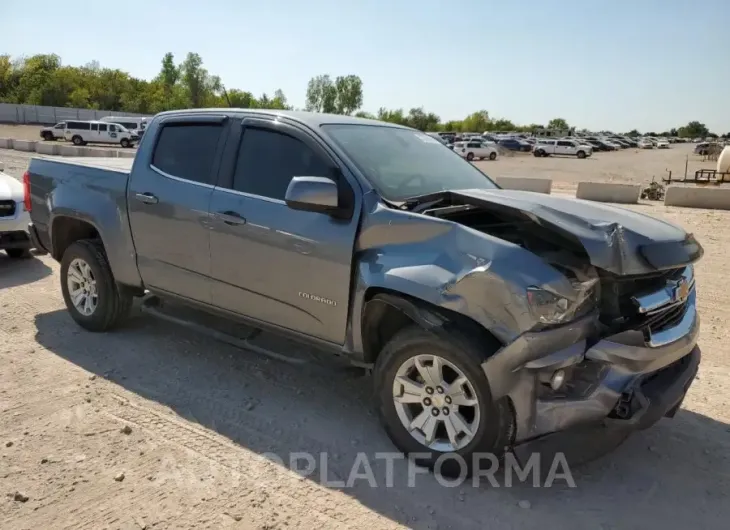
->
38, 156, 134, 173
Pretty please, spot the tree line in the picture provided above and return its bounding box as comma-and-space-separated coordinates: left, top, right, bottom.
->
1, 53, 726, 138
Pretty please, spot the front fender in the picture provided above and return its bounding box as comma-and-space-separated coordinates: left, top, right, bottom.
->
345, 195, 575, 356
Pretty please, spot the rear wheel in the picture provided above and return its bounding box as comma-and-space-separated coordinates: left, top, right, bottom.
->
466, 152, 474, 161
60, 240, 133, 332
489, 151, 497, 160
374, 326, 512, 477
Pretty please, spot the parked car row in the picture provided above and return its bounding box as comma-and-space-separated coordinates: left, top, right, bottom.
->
39, 116, 149, 148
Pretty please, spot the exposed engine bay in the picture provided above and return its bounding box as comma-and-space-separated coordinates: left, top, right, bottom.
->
417, 198, 690, 341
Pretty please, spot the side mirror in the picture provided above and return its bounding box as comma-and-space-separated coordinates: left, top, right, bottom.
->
285, 176, 340, 214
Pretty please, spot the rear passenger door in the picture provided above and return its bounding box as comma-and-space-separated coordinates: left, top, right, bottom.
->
556, 140, 575, 156
207, 117, 361, 344
127, 115, 229, 303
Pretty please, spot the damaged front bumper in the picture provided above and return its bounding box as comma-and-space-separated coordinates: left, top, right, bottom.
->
482, 267, 700, 462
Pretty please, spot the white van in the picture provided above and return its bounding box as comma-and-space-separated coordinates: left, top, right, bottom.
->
64, 121, 137, 148
99, 116, 149, 137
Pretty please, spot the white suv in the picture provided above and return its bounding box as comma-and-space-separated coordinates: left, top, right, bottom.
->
533, 139, 592, 158
453, 140, 499, 161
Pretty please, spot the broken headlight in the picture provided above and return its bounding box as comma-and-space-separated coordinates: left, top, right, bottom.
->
526, 280, 598, 325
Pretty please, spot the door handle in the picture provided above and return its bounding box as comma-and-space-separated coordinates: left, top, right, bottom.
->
216, 210, 247, 226
135, 192, 159, 204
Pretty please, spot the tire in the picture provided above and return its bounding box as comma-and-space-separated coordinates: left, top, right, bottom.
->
489, 152, 497, 160
577, 150, 586, 159
5, 248, 32, 259
534, 149, 545, 157
120, 138, 131, 148
466, 152, 474, 161
60, 239, 133, 332
374, 326, 512, 477
41, 132, 53, 141
72, 135, 84, 146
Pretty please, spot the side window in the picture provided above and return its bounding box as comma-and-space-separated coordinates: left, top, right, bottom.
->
151, 123, 223, 185
467, 142, 481, 148
232, 128, 331, 200
98, 123, 108, 132
557, 141, 570, 147
91, 123, 99, 132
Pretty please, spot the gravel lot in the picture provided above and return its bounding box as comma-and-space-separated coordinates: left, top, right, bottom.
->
1, 144, 729, 529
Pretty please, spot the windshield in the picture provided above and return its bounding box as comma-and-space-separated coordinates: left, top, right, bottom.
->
322, 124, 498, 201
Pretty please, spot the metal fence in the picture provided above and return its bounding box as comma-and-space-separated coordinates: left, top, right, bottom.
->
0, 103, 152, 125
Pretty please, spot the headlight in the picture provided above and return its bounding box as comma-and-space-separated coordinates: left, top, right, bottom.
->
526, 280, 598, 325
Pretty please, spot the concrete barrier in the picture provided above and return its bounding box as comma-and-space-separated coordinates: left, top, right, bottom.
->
118, 150, 136, 159
35, 142, 60, 155
664, 186, 730, 211
13, 139, 37, 152
0, 138, 13, 149
85, 148, 115, 157
59, 145, 84, 157
495, 176, 552, 194
576, 182, 641, 204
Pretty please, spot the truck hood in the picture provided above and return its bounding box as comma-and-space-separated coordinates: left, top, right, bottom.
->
424, 188, 703, 275
0, 172, 23, 202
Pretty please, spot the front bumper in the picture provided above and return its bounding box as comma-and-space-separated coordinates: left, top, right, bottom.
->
481, 272, 701, 460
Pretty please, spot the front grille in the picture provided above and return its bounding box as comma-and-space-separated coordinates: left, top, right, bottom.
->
643, 302, 689, 333
0, 200, 16, 218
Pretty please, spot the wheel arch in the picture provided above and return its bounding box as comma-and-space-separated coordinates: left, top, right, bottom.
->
360, 287, 502, 365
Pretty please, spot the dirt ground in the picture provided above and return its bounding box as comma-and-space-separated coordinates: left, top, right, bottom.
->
2, 146, 730, 529
0, 125, 52, 141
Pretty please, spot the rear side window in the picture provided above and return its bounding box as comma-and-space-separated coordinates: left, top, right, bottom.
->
67, 121, 91, 130
151, 123, 223, 185
98, 123, 108, 132
232, 128, 331, 200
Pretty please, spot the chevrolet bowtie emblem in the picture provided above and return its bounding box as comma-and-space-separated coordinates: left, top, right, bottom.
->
675, 279, 690, 303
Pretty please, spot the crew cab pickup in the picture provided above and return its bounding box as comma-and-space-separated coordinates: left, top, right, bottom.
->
533, 139, 593, 158
25, 109, 702, 473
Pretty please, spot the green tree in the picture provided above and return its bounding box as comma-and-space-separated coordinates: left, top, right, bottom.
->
626, 129, 640, 137
333, 75, 363, 114
677, 121, 709, 138
461, 111, 490, 132
547, 117, 569, 130
305, 75, 337, 113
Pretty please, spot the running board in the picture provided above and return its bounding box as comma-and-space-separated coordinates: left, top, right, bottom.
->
140, 295, 309, 366
138, 295, 369, 374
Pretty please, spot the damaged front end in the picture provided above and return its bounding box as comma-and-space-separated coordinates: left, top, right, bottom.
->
399, 189, 703, 460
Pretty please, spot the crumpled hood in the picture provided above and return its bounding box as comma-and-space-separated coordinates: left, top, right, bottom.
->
445, 188, 703, 275
0, 172, 23, 202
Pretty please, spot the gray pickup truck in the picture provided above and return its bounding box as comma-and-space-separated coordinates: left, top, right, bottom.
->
25, 109, 702, 474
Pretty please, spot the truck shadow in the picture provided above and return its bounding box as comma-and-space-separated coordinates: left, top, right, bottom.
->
0, 252, 52, 289
34, 307, 730, 530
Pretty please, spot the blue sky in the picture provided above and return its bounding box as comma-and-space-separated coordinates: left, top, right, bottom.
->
2, 0, 728, 133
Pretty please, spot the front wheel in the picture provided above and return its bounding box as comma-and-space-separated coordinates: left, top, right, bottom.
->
374, 326, 512, 477
534, 149, 545, 157
466, 152, 474, 161
120, 138, 131, 148
60, 240, 133, 332
489, 151, 497, 160
72, 135, 84, 146
577, 150, 587, 159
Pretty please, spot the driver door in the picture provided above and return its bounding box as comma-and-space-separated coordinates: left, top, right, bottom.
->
207, 117, 361, 344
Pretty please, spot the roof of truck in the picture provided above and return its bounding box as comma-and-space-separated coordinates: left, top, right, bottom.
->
153, 108, 411, 129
